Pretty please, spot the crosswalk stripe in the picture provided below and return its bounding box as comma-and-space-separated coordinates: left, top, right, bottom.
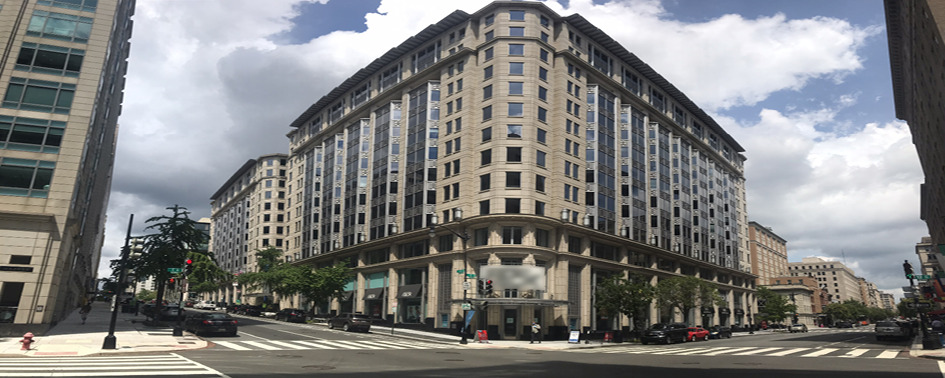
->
800, 348, 838, 357
214, 341, 251, 350
732, 347, 782, 355
876, 349, 900, 359
0, 354, 222, 377
701, 347, 754, 355
839, 348, 870, 358
304, 339, 362, 349
672, 347, 729, 355
242, 341, 282, 350
331, 340, 387, 350
368, 340, 431, 349
267, 340, 310, 350
358, 340, 409, 349
290, 340, 337, 349
648, 347, 689, 354
765, 348, 811, 356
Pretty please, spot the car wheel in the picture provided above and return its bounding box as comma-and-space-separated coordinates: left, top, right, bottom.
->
229, 331, 237, 337
328, 322, 334, 330
343, 323, 350, 332
642, 340, 649, 345
704, 335, 709, 341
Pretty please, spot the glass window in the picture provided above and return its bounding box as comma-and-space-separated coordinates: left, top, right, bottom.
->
506, 172, 521, 187
539, 67, 548, 80
536, 174, 546, 191
0, 116, 66, 154
480, 174, 491, 191
478, 201, 490, 217
510, 10, 525, 21
482, 126, 492, 142
26, 10, 93, 43
483, 84, 492, 99
509, 62, 524, 75
507, 124, 522, 138
540, 32, 549, 43
505, 198, 521, 213
3, 77, 75, 114
37, 0, 98, 12
481, 149, 492, 165
15, 43, 84, 77
484, 47, 494, 60
507, 147, 522, 162
482, 105, 492, 121
537, 107, 547, 122
484, 65, 493, 79
536, 150, 546, 167
509, 81, 524, 95
485, 14, 495, 26
485, 30, 494, 41
509, 27, 525, 37
538, 86, 547, 101
502, 226, 523, 244
537, 128, 547, 143
0, 157, 54, 198
508, 102, 523, 117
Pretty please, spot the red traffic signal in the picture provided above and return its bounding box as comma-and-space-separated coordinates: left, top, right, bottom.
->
185, 259, 193, 265
169, 278, 174, 283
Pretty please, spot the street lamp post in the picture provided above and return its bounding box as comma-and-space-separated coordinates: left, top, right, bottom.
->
103, 214, 134, 350
429, 210, 470, 345
748, 305, 753, 335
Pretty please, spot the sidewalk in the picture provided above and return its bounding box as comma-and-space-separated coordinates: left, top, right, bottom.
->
0, 302, 207, 357
911, 334, 945, 360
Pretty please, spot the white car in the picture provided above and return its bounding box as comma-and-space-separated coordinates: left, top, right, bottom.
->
195, 300, 216, 310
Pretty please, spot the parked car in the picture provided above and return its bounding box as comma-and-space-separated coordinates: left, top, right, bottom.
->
185, 312, 238, 336
687, 327, 710, 341
240, 305, 262, 316
641, 323, 689, 345
708, 325, 732, 339
875, 321, 909, 341
789, 324, 809, 333
159, 304, 185, 321
275, 308, 307, 323
328, 313, 372, 332
194, 300, 216, 310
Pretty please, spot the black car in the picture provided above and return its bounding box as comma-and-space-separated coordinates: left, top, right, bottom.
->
708, 325, 732, 339
836, 321, 854, 328
641, 323, 689, 345
275, 308, 307, 323
240, 305, 262, 316
185, 312, 238, 336
328, 313, 372, 332
158, 304, 185, 321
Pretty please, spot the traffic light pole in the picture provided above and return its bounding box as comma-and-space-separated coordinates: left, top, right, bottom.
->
103, 214, 134, 349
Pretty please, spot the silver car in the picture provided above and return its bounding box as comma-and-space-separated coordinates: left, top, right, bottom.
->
789, 324, 808, 333
875, 321, 908, 341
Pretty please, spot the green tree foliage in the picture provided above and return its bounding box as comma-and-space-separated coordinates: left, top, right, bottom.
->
136, 289, 156, 302
656, 275, 725, 324
128, 205, 209, 306
594, 274, 655, 330
237, 248, 353, 312
237, 247, 287, 299
186, 251, 232, 294
755, 287, 797, 324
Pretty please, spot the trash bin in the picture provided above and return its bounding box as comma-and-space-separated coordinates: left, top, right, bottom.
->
922, 332, 942, 350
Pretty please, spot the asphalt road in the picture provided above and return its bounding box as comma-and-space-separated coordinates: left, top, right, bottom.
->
175, 319, 945, 378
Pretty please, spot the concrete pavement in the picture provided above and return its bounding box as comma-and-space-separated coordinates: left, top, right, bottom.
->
0, 301, 207, 357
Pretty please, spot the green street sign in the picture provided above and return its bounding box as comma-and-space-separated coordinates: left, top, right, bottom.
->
167, 268, 182, 273
456, 269, 465, 274
907, 274, 931, 280
466, 273, 476, 278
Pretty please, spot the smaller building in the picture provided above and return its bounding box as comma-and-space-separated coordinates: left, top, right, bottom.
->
766, 276, 820, 327
747, 221, 788, 286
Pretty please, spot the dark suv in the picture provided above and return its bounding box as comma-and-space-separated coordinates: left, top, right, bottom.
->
641, 323, 689, 345
275, 308, 307, 323
328, 313, 372, 332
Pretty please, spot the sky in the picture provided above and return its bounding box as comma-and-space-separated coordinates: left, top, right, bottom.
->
101, 0, 926, 301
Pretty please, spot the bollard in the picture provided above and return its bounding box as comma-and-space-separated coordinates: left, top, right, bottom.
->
20, 332, 35, 350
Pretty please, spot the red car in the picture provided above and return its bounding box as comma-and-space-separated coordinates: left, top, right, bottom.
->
687, 327, 710, 341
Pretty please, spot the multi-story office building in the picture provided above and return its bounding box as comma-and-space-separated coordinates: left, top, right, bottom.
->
766, 276, 818, 327
886, 1, 945, 262
282, 1, 753, 339
209, 154, 288, 305
788, 257, 863, 304
747, 221, 788, 285
879, 292, 895, 312
0, 0, 135, 335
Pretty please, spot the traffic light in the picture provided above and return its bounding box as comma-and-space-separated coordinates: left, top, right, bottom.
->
168, 277, 176, 290
477, 279, 485, 295
485, 279, 493, 296
185, 258, 193, 276
793, 313, 799, 323
904, 260, 914, 278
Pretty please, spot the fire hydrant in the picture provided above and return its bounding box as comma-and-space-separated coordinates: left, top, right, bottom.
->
20, 332, 34, 350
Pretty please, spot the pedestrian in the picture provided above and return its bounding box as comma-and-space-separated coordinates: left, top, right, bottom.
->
79, 302, 91, 325
531, 321, 542, 344
932, 316, 945, 346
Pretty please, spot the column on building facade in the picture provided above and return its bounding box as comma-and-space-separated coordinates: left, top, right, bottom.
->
387, 267, 399, 322
355, 271, 366, 314
426, 261, 438, 324
581, 263, 592, 330
554, 257, 570, 329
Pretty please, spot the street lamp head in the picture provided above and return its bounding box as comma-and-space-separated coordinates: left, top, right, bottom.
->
560, 209, 569, 221
453, 208, 463, 221
430, 214, 439, 226
582, 214, 592, 227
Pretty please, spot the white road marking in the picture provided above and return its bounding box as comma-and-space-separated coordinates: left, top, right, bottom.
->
241, 341, 282, 350
839, 348, 869, 358
213, 341, 251, 350
290, 340, 337, 349
800, 348, 838, 357
875, 349, 900, 359
267, 340, 310, 350
700, 347, 755, 355
732, 347, 782, 355
765, 348, 811, 356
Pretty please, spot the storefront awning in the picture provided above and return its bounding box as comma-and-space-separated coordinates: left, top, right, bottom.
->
454, 298, 570, 307
398, 284, 423, 299
363, 287, 386, 300
339, 291, 354, 301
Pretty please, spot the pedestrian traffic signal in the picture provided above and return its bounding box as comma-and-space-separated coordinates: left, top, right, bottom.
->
477, 279, 485, 295
168, 277, 175, 290
185, 258, 193, 276
485, 279, 493, 296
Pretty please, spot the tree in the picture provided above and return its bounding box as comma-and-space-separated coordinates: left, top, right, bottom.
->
656, 275, 724, 325
755, 287, 797, 324
136, 289, 156, 302
594, 274, 655, 331
296, 263, 352, 314
237, 247, 288, 304
185, 251, 232, 295
128, 205, 209, 307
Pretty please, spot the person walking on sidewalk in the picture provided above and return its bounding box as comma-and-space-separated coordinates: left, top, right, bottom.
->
79, 302, 91, 325
531, 321, 542, 344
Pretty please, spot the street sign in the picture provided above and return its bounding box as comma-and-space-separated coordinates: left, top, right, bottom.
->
907, 302, 932, 309
456, 269, 465, 274
461, 303, 472, 310
466, 273, 476, 278
463, 281, 471, 290
166, 268, 182, 273
907, 274, 932, 280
